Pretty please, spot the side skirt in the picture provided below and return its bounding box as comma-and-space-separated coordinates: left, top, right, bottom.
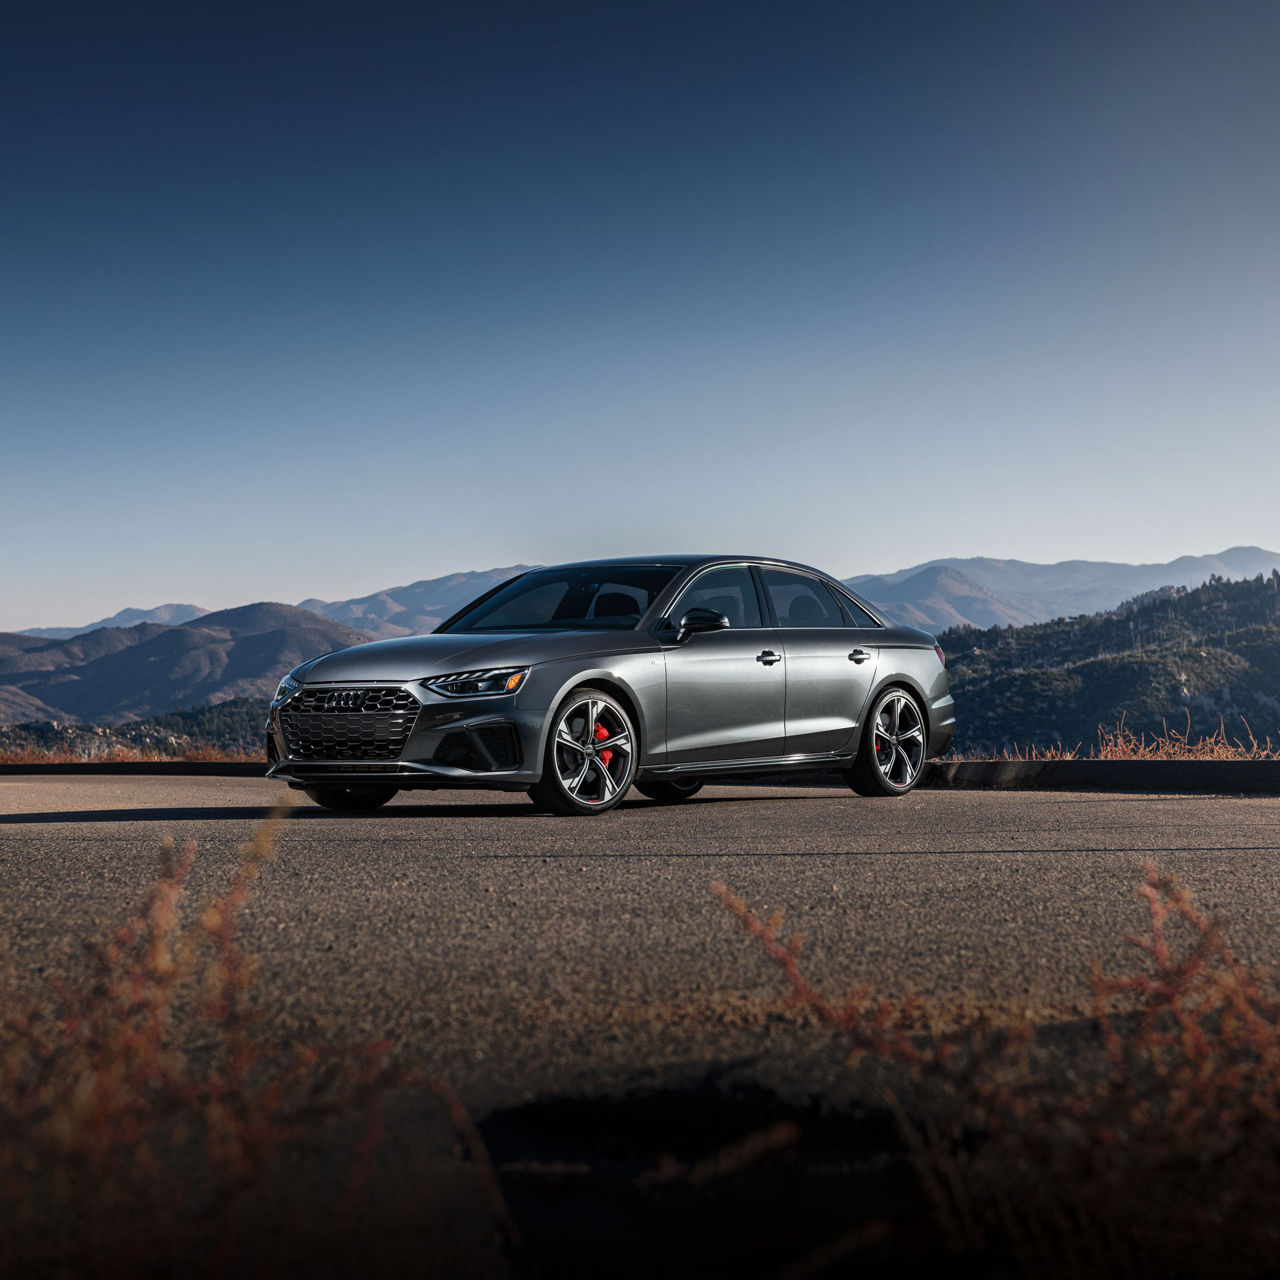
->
637, 752, 855, 782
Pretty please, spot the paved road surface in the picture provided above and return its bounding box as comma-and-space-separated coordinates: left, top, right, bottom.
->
2, 775, 1279, 1110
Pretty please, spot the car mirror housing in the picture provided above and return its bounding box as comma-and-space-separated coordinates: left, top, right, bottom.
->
676, 607, 731, 640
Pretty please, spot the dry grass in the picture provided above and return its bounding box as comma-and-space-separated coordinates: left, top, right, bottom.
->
954, 710, 1280, 762
715, 867, 1280, 1277
0, 744, 265, 764
0, 816, 512, 1275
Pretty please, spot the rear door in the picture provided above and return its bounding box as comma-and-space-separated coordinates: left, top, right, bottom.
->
661, 564, 786, 763
757, 567, 880, 755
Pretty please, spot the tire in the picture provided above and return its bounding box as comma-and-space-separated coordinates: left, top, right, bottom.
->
528, 687, 637, 815
634, 778, 704, 802
303, 785, 399, 812
847, 688, 928, 797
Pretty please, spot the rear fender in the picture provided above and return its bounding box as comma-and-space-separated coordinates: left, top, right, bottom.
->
865, 647, 953, 753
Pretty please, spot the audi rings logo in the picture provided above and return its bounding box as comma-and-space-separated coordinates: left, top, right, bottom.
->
323, 690, 364, 711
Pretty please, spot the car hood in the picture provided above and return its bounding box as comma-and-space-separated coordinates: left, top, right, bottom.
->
297, 628, 657, 682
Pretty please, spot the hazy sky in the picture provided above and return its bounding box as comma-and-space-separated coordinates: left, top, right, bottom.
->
4, 0, 1278, 630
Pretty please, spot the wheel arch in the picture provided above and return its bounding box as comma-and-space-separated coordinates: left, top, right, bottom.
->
862, 673, 931, 744
535, 669, 649, 770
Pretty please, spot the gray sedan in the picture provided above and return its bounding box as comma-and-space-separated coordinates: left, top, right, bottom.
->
266, 556, 955, 815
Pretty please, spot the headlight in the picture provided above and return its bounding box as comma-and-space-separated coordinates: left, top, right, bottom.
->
273, 672, 303, 703
422, 668, 528, 697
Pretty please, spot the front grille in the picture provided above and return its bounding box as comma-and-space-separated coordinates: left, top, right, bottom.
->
280, 686, 420, 761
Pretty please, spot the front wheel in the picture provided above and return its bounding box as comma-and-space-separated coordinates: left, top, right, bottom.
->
528, 688, 637, 815
634, 778, 704, 803
847, 689, 927, 797
303, 785, 399, 812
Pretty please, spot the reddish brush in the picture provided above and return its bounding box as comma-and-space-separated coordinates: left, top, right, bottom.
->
714, 866, 1280, 1276
0, 816, 513, 1271
0, 744, 266, 763
951, 710, 1279, 762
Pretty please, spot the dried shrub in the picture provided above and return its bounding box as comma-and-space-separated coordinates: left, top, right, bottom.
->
177, 744, 265, 762
0, 817, 511, 1275
714, 867, 1280, 1277
1091, 710, 1278, 760
0, 744, 265, 764
951, 710, 1279, 762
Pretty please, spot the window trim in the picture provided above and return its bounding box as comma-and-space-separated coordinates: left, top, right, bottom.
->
755, 566, 876, 631
832, 586, 885, 629
664, 562, 770, 631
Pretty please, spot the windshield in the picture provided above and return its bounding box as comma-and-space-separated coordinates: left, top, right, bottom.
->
442, 565, 683, 632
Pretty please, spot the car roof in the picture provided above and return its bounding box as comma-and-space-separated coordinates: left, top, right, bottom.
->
542, 554, 834, 574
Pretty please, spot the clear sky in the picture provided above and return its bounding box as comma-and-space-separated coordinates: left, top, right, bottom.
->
4, 0, 1278, 630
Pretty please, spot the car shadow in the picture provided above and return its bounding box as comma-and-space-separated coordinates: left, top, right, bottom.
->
0, 793, 838, 826
0, 803, 540, 825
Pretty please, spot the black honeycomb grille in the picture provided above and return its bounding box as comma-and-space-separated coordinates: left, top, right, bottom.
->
279, 687, 420, 761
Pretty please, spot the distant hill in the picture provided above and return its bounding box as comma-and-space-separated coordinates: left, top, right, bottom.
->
298, 566, 533, 638
0, 605, 371, 724
18, 603, 209, 640
8, 574, 1280, 754
942, 572, 1280, 753
18, 549, 1280, 644
850, 566, 1041, 632
11, 550, 1280, 734
847, 546, 1280, 631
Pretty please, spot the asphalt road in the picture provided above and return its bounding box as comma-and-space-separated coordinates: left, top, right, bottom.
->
3, 775, 1280, 1110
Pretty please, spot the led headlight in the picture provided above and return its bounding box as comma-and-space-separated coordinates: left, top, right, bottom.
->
422, 668, 529, 697
273, 672, 303, 703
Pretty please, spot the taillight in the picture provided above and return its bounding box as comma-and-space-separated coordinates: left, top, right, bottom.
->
934, 644, 946, 668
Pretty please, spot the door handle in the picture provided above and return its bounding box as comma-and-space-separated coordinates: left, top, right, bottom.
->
756, 650, 782, 666
848, 649, 871, 664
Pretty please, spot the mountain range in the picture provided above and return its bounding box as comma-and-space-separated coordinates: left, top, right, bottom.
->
9, 575, 1278, 755
19, 603, 210, 640
5, 547, 1280, 726
297, 567, 531, 638
0, 604, 367, 723
21, 548, 1279, 644
846, 546, 1280, 632
942, 572, 1280, 752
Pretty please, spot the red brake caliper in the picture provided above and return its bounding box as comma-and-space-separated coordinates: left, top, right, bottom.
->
594, 722, 613, 767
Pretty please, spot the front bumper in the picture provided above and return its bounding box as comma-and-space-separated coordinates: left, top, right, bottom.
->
265, 680, 548, 789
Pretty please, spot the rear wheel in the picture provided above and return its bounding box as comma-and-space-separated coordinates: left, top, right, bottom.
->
528, 688, 636, 815
303, 785, 399, 812
634, 778, 704, 802
847, 689, 927, 797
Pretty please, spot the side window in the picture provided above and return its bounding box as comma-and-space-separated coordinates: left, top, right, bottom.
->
761, 568, 846, 628
670, 566, 762, 629
838, 593, 879, 628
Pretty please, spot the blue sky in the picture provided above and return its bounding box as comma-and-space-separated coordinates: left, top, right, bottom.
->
4, 0, 1278, 630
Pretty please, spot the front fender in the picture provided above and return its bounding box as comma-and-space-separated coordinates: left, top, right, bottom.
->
523, 654, 666, 774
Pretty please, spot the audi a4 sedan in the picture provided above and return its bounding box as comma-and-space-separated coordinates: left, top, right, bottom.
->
266, 556, 955, 815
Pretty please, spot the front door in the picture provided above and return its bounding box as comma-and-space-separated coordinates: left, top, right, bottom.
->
661, 564, 786, 763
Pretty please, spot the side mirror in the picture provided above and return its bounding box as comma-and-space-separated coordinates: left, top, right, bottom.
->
676, 607, 730, 641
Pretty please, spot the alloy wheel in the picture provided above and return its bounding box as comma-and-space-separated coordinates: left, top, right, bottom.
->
551, 695, 635, 807
871, 692, 926, 789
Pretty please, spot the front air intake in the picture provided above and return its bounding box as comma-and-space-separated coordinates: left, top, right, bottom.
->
433, 723, 521, 772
